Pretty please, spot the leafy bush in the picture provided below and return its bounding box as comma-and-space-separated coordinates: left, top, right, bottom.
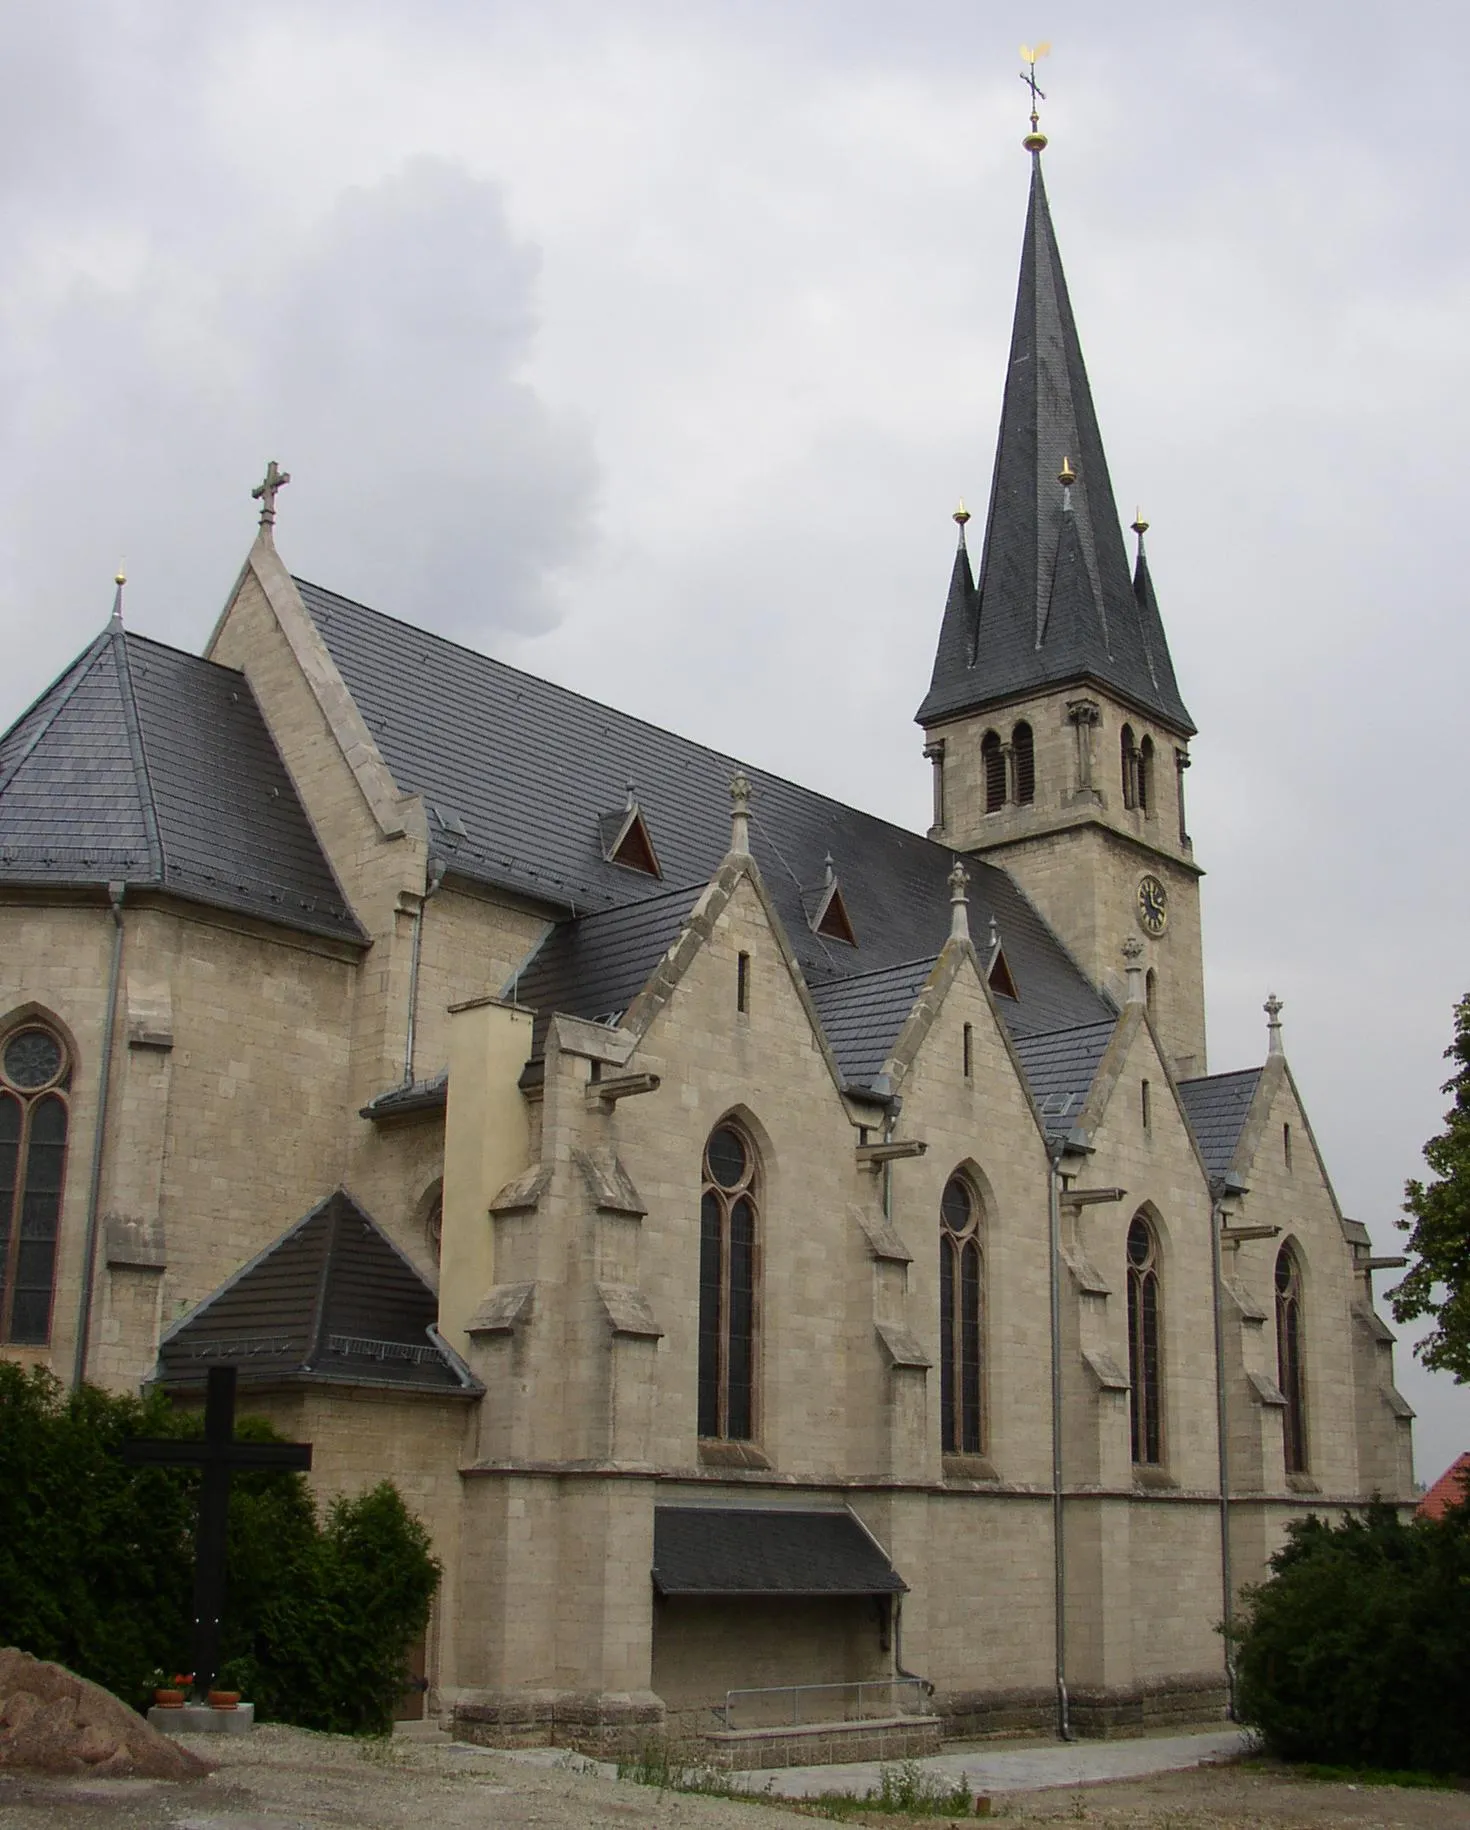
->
1234, 1498, 1470, 1775
0, 1363, 439, 1733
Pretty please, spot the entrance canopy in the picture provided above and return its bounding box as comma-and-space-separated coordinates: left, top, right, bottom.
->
652, 1507, 906, 1599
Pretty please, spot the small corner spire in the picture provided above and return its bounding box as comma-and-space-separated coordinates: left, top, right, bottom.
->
1264, 992, 1285, 1056
110, 566, 126, 624
953, 499, 971, 548
251, 460, 291, 538
1122, 935, 1146, 1006
729, 769, 752, 856
1131, 507, 1150, 565
1020, 41, 1051, 152
948, 857, 971, 943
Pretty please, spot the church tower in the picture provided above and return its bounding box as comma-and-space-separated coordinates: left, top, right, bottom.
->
918, 144, 1205, 1077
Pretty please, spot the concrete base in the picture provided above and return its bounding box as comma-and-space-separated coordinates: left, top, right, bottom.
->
148, 1702, 255, 1735
702, 1714, 941, 1771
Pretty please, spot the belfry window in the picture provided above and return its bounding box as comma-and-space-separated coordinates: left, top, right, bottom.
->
981, 732, 1006, 813
1011, 722, 1035, 805
1138, 736, 1155, 816
1275, 1245, 1308, 1474
0, 1023, 72, 1346
1126, 1214, 1162, 1465
698, 1122, 759, 1442
939, 1175, 984, 1455
1120, 724, 1138, 810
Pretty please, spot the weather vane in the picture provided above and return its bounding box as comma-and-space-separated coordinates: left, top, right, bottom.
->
1020, 41, 1051, 151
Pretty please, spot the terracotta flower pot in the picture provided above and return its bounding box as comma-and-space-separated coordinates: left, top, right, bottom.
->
207, 1690, 241, 1710
154, 1689, 185, 1708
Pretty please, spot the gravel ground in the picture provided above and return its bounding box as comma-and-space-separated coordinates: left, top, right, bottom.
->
0, 1725, 1463, 1830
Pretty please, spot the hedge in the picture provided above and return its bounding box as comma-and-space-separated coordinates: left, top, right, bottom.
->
0, 1362, 439, 1733
1233, 1498, 1470, 1775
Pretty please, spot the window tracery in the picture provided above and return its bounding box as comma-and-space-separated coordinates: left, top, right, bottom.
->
1275, 1244, 1307, 1474
0, 1023, 72, 1346
939, 1174, 984, 1455
698, 1122, 759, 1442
1126, 1213, 1162, 1465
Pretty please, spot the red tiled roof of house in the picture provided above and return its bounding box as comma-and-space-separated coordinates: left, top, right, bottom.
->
1418, 1452, 1470, 1521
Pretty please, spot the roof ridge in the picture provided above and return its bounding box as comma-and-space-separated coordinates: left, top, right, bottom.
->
1178, 1065, 1264, 1088
808, 952, 941, 993
111, 623, 166, 881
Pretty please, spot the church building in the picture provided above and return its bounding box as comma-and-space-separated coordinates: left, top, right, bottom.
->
0, 134, 1414, 1756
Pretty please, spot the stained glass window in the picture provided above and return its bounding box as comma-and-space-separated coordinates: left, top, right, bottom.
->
940, 1175, 984, 1456
697, 1122, 759, 1442
0, 1025, 71, 1345
1126, 1214, 1162, 1466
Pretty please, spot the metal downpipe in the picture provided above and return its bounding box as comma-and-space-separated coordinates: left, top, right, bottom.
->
73, 882, 126, 1389
402, 857, 445, 1085
1048, 1142, 1072, 1740
1209, 1192, 1239, 1720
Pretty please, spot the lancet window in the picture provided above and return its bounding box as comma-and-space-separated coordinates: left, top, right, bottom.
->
0, 1023, 72, 1346
1121, 724, 1138, 810
981, 731, 1006, 813
1138, 736, 1155, 816
698, 1122, 759, 1442
1126, 1213, 1163, 1465
1012, 721, 1035, 805
939, 1174, 984, 1455
1275, 1244, 1308, 1474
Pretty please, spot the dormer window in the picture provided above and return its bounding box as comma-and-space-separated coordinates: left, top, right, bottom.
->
808, 858, 858, 946
598, 794, 662, 878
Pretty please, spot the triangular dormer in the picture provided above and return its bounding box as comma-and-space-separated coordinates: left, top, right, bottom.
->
805, 857, 858, 947
987, 940, 1019, 1001
598, 798, 662, 878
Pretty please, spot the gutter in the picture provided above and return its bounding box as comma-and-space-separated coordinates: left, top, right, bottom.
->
73, 882, 126, 1389
1209, 1175, 1247, 1721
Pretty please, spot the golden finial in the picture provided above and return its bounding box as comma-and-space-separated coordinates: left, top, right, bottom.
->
1131, 509, 1149, 536
1058, 455, 1077, 487
1020, 41, 1051, 151
114, 566, 127, 587
110, 565, 126, 623
953, 500, 971, 527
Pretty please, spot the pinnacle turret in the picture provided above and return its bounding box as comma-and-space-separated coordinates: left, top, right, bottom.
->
918, 157, 1193, 736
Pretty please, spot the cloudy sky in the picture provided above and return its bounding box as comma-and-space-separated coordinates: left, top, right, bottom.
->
2, 2, 1465, 1480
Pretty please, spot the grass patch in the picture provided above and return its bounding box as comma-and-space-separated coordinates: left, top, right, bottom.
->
1288, 1761, 1463, 1792
616, 1746, 988, 1818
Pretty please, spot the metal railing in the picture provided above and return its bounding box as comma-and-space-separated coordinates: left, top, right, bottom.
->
721, 1676, 928, 1731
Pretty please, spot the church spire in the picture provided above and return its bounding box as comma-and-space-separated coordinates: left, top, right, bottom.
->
917, 153, 1193, 737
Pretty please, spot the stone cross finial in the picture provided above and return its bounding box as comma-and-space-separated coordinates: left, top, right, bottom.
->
1122, 935, 1146, 1005
729, 770, 751, 856
949, 858, 970, 943
1265, 992, 1285, 1056
251, 460, 291, 533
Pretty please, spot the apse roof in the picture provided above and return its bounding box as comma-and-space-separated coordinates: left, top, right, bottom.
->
0, 623, 363, 943
155, 1188, 477, 1396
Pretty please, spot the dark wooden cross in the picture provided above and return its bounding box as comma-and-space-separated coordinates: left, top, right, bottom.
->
121, 1366, 312, 1695
250, 459, 291, 529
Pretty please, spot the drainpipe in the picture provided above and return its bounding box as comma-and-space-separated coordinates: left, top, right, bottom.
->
73, 882, 126, 1390
1047, 1137, 1073, 1741
402, 856, 446, 1085
1209, 1179, 1241, 1721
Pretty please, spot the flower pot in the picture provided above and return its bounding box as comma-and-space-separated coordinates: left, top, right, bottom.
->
154, 1689, 185, 1708
207, 1691, 241, 1711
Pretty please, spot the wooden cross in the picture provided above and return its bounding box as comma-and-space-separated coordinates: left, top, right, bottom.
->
251, 460, 291, 529
121, 1366, 312, 1695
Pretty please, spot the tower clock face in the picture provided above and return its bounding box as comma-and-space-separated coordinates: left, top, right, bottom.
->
1136, 874, 1169, 936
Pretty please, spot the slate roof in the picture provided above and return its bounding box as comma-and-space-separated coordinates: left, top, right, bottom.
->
1012, 1019, 1117, 1136
155, 1188, 478, 1396
918, 157, 1193, 735
0, 623, 362, 943
1178, 1068, 1263, 1181
298, 579, 1113, 1096
809, 958, 940, 1090
651, 1507, 906, 1597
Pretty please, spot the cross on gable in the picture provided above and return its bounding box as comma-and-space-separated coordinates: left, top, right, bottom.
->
251, 460, 291, 530
121, 1365, 311, 1695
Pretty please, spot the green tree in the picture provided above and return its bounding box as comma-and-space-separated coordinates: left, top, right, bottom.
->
1393, 992, 1470, 1380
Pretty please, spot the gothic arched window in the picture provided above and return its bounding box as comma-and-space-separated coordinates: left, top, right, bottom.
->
1275, 1244, 1307, 1474
939, 1174, 984, 1455
1138, 736, 1155, 816
698, 1122, 759, 1442
1120, 724, 1138, 810
0, 1023, 72, 1346
981, 731, 1006, 813
1012, 722, 1035, 805
1126, 1213, 1162, 1465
